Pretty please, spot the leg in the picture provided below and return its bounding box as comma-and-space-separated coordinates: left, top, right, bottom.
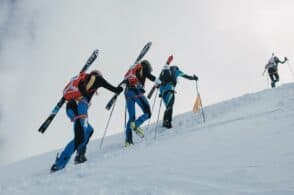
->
75, 99, 90, 152
126, 95, 150, 139
268, 68, 278, 88
125, 91, 136, 143
270, 72, 279, 88
269, 72, 275, 83
162, 92, 175, 128
274, 72, 279, 82
74, 100, 93, 163
51, 102, 79, 171
52, 117, 87, 170
74, 118, 85, 150
162, 94, 169, 123
75, 122, 94, 164
76, 123, 94, 155
269, 73, 275, 88
52, 139, 76, 171
134, 95, 151, 128
66, 100, 78, 121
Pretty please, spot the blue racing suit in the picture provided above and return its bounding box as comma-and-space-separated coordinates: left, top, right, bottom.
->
159, 66, 195, 125
124, 63, 156, 143
54, 98, 93, 170
52, 73, 122, 171
125, 86, 151, 143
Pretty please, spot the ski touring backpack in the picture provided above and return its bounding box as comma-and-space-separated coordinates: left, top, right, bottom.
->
159, 66, 178, 86
63, 72, 88, 100
124, 63, 142, 87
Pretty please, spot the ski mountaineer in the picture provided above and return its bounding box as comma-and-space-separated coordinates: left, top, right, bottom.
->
159, 61, 198, 128
123, 60, 161, 147
50, 70, 123, 172
264, 53, 288, 88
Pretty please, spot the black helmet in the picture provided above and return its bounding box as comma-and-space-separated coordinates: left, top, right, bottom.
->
141, 60, 152, 73
90, 70, 102, 77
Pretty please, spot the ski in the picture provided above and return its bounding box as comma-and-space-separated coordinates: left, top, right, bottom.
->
133, 42, 152, 65
147, 55, 173, 99
105, 42, 152, 110
38, 49, 99, 133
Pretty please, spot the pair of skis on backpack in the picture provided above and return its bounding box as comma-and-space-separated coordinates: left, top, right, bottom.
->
38, 41, 204, 134
38, 42, 152, 134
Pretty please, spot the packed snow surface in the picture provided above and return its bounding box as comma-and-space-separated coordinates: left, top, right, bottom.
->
1, 84, 294, 195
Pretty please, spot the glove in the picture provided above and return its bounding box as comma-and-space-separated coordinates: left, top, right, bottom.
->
155, 77, 162, 86
193, 74, 198, 81
116, 86, 123, 94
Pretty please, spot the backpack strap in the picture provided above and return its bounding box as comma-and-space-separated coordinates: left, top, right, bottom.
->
73, 114, 88, 121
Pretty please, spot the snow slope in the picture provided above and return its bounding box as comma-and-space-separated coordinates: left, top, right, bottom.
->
1, 84, 294, 195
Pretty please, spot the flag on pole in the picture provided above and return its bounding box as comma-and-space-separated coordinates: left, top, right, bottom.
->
193, 94, 202, 113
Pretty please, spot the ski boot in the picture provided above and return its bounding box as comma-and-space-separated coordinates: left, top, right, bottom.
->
130, 122, 144, 138
74, 153, 87, 164
50, 153, 63, 173
124, 140, 134, 148
163, 120, 172, 129
50, 164, 59, 173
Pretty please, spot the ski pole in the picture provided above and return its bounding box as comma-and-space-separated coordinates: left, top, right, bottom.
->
262, 67, 268, 76
287, 61, 294, 78
266, 75, 270, 88
105, 81, 125, 110
147, 86, 157, 99
146, 88, 158, 131
154, 97, 163, 140
124, 102, 127, 129
195, 81, 206, 123
99, 98, 117, 149
262, 68, 270, 88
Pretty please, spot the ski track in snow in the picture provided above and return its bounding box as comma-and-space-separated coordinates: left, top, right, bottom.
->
1, 83, 294, 195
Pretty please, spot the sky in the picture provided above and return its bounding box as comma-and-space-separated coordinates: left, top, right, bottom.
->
0, 0, 294, 166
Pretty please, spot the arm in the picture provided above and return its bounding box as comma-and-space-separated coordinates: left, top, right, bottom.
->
281, 57, 288, 64
178, 70, 198, 81
146, 72, 156, 82
275, 56, 287, 64
182, 74, 195, 80
96, 76, 123, 94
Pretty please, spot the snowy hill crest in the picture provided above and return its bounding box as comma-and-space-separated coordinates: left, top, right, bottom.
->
1, 84, 294, 195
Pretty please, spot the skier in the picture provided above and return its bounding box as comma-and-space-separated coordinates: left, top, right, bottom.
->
159, 64, 198, 128
264, 53, 288, 88
123, 60, 161, 147
50, 70, 123, 172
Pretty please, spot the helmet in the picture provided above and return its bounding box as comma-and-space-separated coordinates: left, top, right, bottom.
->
90, 70, 102, 77
141, 60, 152, 73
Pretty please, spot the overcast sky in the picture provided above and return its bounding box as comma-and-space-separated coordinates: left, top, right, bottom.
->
1, 0, 294, 166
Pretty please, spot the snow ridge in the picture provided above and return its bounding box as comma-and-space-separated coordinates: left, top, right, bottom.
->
1, 83, 294, 195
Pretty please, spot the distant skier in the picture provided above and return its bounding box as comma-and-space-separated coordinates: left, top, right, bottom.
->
159, 62, 198, 128
264, 53, 288, 88
123, 60, 161, 147
50, 70, 123, 172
